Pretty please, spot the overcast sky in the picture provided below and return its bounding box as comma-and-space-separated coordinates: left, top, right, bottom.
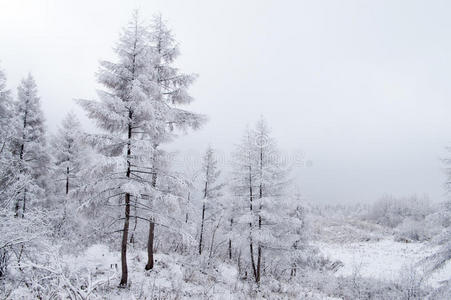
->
1, 0, 451, 204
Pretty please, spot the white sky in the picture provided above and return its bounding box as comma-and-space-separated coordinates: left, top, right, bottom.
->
1, 0, 451, 204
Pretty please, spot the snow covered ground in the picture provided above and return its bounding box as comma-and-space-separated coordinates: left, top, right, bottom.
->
316, 240, 432, 279
316, 237, 451, 288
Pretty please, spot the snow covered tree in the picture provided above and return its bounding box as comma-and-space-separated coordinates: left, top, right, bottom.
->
230, 118, 291, 284
253, 117, 290, 282
198, 146, 222, 255
50, 112, 86, 196
0, 66, 17, 208
48, 112, 89, 240
77, 12, 157, 286
12, 74, 49, 217
230, 126, 259, 281
78, 11, 203, 285
0, 66, 16, 277
142, 14, 205, 270
0, 66, 14, 155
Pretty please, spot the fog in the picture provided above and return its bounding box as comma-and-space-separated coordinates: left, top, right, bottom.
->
1, 0, 450, 203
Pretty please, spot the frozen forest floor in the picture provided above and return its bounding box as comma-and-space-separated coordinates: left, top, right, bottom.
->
4, 215, 451, 299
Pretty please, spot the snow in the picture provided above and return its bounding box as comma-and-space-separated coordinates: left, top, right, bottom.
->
315, 238, 451, 288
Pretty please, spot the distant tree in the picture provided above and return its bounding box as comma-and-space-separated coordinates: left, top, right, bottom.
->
230, 126, 259, 281
198, 146, 222, 255
231, 118, 290, 284
50, 112, 86, 196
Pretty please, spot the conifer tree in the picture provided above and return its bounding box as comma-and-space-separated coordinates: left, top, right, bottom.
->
50, 112, 85, 196
143, 14, 204, 270
231, 118, 290, 283
0, 66, 16, 207
77, 12, 157, 286
0, 66, 14, 154
198, 146, 222, 255
13, 74, 49, 217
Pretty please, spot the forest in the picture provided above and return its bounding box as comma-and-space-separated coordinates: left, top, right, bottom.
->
1, 10, 451, 300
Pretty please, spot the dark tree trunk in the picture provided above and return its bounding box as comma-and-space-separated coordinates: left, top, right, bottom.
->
250, 240, 257, 281
145, 166, 157, 270
16, 103, 27, 218
254, 147, 264, 284
15, 143, 25, 218
228, 218, 233, 260
256, 245, 261, 283
248, 165, 258, 281
65, 166, 69, 195
145, 221, 155, 270
119, 192, 130, 287
199, 165, 209, 255
22, 188, 26, 218
119, 111, 132, 287
199, 202, 206, 255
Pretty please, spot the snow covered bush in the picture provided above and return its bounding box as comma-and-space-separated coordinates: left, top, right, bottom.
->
395, 217, 429, 242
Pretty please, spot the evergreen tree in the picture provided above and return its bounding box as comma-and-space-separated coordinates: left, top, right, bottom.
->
77, 12, 156, 286
230, 126, 259, 281
143, 14, 205, 270
231, 118, 291, 283
0, 66, 14, 154
198, 146, 222, 255
50, 112, 86, 196
0, 66, 17, 208
13, 74, 49, 217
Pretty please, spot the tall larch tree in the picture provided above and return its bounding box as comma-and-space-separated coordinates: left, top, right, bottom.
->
0, 66, 16, 207
143, 14, 204, 270
77, 12, 157, 287
252, 117, 290, 283
231, 126, 259, 282
0, 66, 13, 155
198, 146, 222, 255
231, 118, 291, 284
50, 112, 86, 196
13, 74, 49, 217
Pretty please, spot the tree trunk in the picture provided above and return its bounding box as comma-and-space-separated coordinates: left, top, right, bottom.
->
22, 188, 26, 218
130, 196, 138, 244
65, 166, 69, 194
256, 245, 261, 283
255, 147, 263, 284
16, 105, 27, 218
185, 192, 190, 223
199, 171, 208, 255
119, 111, 132, 287
145, 220, 155, 270
250, 240, 257, 281
248, 165, 258, 281
228, 218, 233, 260
119, 192, 130, 287
145, 164, 157, 270
15, 144, 25, 218
199, 202, 206, 255
208, 217, 221, 259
